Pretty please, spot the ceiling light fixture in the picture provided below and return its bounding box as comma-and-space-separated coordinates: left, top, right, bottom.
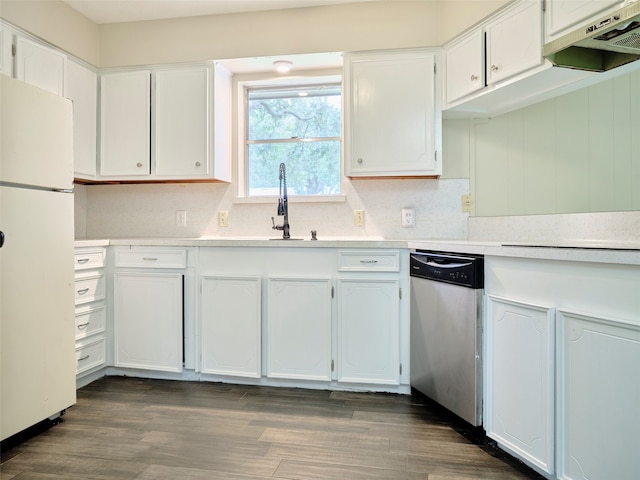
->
273, 60, 293, 73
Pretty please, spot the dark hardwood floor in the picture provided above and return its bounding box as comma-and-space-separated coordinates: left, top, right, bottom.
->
1, 377, 543, 479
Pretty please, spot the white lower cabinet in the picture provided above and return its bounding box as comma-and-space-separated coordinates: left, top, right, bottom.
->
114, 271, 183, 372
337, 278, 400, 385
267, 277, 332, 381
113, 248, 189, 373
200, 275, 261, 378
485, 256, 640, 479
557, 310, 640, 480
74, 247, 107, 383
485, 295, 555, 475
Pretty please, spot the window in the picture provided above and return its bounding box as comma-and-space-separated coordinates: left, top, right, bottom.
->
245, 81, 341, 197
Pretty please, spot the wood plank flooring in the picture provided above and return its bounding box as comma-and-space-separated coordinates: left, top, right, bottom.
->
1, 377, 543, 479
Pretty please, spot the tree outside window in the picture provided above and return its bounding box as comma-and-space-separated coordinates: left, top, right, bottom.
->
246, 83, 341, 196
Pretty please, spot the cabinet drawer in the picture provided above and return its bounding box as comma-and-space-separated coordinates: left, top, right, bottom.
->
75, 304, 106, 340
74, 272, 105, 304
74, 249, 105, 270
115, 249, 187, 268
338, 250, 400, 272
76, 337, 106, 375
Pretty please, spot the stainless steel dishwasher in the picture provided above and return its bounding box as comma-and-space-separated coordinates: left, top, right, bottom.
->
410, 250, 484, 426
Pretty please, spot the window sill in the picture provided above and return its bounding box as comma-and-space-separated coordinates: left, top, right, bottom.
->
234, 194, 346, 205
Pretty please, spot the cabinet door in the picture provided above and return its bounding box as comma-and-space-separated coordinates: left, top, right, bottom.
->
15, 36, 66, 96
100, 71, 151, 177
154, 66, 210, 178
267, 277, 332, 381
337, 279, 400, 385
345, 51, 440, 177
545, 0, 622, 41
114, 272, 183, 372
486, 0, 544, 86
0, 22, 14, 77
557, 310, 640, 480
201, 275, 261, 378
67, 60, 97, 179
485, 296, 555, 475
445, 29, 484, 105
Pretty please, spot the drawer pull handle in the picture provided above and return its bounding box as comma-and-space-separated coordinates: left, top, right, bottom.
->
143, 257, 158, 261
360, 260, 378, 264
76, 258, 90, 264
77, 288, 89, 295
77, 322, 90, 329
78, 354, 90, 361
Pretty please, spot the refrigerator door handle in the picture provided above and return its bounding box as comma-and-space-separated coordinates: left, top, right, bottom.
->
0, 231, 4, 248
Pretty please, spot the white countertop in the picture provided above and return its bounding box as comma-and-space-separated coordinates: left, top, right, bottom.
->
408, 240, 640, 266
75, 238, 640, 266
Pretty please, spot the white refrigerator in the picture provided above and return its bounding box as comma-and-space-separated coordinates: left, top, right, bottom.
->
0, 74, 76, 441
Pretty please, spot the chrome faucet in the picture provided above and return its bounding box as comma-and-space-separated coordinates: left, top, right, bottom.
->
271, 162, 290, 239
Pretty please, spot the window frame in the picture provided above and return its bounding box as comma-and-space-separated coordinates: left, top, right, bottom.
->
236, 73, 345, 203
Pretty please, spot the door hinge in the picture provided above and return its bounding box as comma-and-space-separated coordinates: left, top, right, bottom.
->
434, 62, 437, 75
11, 43, 16, 56
542, 0, 546, 13
331, 286, 334, 298
399, 287, 402, 300
331, 359, 335, 371
399, 363, 403, 375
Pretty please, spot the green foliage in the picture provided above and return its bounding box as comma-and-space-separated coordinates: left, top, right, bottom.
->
247, 90, 341, 195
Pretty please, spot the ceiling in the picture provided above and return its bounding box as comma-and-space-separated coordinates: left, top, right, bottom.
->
64, 0, 378, 25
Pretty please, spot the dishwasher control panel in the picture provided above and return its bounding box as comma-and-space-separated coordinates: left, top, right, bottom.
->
410, 250, 484, 288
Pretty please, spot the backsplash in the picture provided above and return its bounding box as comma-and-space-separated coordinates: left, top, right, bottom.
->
75, 178, 470, 240
468, 211, 640, 244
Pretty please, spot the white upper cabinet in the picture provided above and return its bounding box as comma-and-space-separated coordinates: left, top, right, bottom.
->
545, 0, 623, 42
100, 70, 152, 177
15, 36, 66, 97
99, 63, 231, 182
444, 0, 545, 109
485, 0, 544, 86
67, 60, 97, 180
0, 22, 14, 77
444, 29, 484, 105
153, 66, 210, 178
344, 49, 441, 177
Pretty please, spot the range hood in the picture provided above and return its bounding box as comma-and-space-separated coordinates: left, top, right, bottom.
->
544, 2, 640, 72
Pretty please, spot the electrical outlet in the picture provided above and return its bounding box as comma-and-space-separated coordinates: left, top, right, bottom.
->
218, 211, 229, 227
401, 207, 415, 227
176, 210, 187, 227
462, 195, 473, 213
354, 210, 365, 227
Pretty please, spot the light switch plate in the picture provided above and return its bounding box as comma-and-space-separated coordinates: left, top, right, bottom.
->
218, 211, 229, 227
462, 195, 473, 213
354, 210, 365, 227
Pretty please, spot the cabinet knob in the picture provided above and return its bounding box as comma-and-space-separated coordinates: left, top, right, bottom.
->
195, 162, 201, 167
136, 162, 143, 168
357, 158, 363, 164
490, 65, 499, 72
470, 74, 478, 81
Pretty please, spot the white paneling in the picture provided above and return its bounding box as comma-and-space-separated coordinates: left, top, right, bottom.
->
473, 70, 640, 216
588, 81, 615, 212
555, 89, 589, 213
523, 101, 555, 214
